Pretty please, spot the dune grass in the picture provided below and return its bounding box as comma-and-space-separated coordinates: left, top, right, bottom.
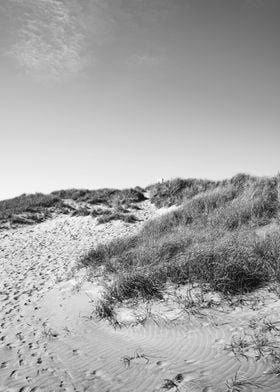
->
52, 187, 146, 207
147, 177, 219, 207
82, 174, 280, 312
0, 193, 61, 221
0, 186, 146, 227
147, 173, 262, 208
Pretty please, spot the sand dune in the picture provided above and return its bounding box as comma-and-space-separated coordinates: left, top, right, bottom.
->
1, 200, 280, 391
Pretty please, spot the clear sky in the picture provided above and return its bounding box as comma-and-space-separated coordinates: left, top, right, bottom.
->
0, 0, 279, 200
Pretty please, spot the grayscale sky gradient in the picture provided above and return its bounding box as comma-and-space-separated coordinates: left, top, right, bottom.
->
0, 0, 279, 200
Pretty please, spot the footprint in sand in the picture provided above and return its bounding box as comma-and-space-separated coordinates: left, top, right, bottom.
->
155, 360, 168, 367
18, 387, 27, 392
5, 342, 15, 350
9, 369, 17, 379
86, 368, 111, 383
19, 359, 25, 366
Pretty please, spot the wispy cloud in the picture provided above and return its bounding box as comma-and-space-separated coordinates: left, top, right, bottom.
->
2, 0, 180, 83
126, 53, 161, 68
5, 0, 88, 83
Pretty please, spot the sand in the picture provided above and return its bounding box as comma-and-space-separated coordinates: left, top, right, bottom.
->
1, 200, 280, 391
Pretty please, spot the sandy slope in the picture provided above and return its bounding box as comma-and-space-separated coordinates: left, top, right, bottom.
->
1, 200, 280, 392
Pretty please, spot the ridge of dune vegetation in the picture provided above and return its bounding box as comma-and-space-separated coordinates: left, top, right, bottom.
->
83, 173, 280, 305
0, 187, 147, 230
1, 175, 280, 391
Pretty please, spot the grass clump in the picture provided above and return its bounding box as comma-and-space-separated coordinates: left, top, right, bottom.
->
71, 208, 92, 217
94, 298, 116, 322
106, 273, 163, 302
97, 212, 138, 225
93, 273, 162, 326
225, 370, 262, 391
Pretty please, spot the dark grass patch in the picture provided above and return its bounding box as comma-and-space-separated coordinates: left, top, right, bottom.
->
71, 207, 113, 218
71, 208, 92, 217
91, 208, 111, 218
147, 177, 219, 208
93, 274, 162, 326
97, 212, 138, 225
52, 187, 146, 207
107, 273, 163, 302
0, 193, 61, 220
94, 298, 116, 322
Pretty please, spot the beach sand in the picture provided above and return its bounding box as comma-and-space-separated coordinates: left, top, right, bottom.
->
1, 200, 280, 391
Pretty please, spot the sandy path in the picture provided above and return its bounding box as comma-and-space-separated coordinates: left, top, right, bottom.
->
1, 201, 280, 391
0, 201, 156, 391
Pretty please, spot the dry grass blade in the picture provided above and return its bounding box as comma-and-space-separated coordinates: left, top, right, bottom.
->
225, 370, 263, 391
121, 351, 149, 368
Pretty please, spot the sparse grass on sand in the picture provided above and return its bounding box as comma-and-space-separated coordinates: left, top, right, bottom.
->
0, 187, 146, 227
225, 315, 280, 362
81, 173, 280, 317
225, 369, 263, 391
97, 212, 138, 224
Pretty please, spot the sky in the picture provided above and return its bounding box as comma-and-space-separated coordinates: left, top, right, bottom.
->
0, 0, 280, 200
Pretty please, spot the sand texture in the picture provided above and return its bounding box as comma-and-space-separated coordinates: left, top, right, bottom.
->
1, 200, 280, 391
